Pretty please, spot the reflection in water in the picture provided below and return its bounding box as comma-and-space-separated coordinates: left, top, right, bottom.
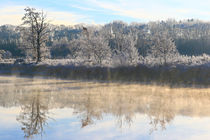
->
80, 96, 102, 128
0, 76, 209, 139
16, 93, 49, 139
147, 98, 175, 134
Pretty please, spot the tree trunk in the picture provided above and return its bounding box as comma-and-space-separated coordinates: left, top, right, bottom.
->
36, 35, 41, 63
164, 55, 167, 66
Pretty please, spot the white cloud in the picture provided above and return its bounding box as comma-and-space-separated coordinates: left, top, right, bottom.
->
0, 5, 91, 26
0, 6, 25, 25
70, 5, 103, 12
1, 0, 210, 25
47, 11, 89, 25
84, 0, 210, 21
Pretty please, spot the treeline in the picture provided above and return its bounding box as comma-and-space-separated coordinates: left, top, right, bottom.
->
1, 18, 210, 66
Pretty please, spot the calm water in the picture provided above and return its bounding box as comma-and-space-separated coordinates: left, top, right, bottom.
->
0, 76, 210, 140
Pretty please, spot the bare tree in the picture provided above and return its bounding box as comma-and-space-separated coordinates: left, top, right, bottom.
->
148, 31, 178, 65
71, 27, 111, 66
111, 31, 139, 66
21, 7, 49, 63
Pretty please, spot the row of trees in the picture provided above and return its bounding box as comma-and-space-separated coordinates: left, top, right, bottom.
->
0, 7, 210, 66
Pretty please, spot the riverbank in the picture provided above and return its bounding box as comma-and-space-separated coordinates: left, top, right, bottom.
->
0, 63, 209, 87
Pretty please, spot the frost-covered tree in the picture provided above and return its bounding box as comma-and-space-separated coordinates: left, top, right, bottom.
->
71, 27, 111, 66
148, 31, 179, 65
110, 29, 139, 66
20, 7, 50, 63
0, 50, 12, 59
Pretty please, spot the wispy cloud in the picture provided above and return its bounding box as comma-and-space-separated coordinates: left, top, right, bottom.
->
1, 0, 210, 25
0, 5, 91, 25
82, 0, 210, 21
70, 5, 103, 12
79, 0, 174, 21
0, 6, 25, 25
48, 11, 90, 25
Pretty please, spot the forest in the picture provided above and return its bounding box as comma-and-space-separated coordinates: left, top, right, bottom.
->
0, 8, 210, 68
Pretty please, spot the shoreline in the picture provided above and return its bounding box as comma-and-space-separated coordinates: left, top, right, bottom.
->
0, 63, 209, 88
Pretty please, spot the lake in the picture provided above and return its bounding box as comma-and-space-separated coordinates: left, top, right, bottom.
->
0, 76, 210, 140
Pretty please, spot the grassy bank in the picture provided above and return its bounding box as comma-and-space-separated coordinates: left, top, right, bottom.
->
0, 63, 209, 87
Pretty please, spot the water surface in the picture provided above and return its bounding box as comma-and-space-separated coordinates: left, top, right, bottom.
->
0, 76, 210, 140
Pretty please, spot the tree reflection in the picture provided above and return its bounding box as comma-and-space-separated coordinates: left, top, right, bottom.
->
147, 93, 175, 134
148, 110, 175, 134
1, 77, 209, 136
80, 96, 94, 128
78, 94, 103, 128
17, 93, 49, 139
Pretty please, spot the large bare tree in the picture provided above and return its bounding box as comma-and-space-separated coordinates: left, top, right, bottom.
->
148, 31, 178, 65
21, 7, 49, 63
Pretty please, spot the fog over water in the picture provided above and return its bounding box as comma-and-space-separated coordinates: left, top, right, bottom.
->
0, 76, 210, 140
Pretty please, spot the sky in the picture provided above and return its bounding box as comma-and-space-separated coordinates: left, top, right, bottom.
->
1, 0, 210, 25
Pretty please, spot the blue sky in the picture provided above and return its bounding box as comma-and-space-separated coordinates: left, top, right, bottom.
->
1, 0, 210, 25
